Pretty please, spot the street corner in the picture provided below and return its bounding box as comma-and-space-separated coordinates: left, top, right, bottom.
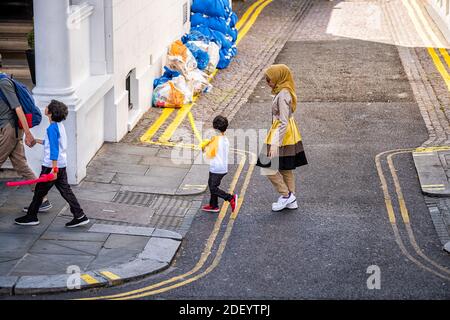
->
1, 224, 183, 296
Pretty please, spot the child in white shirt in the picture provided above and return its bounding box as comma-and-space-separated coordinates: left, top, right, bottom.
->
202, 115, 238, 213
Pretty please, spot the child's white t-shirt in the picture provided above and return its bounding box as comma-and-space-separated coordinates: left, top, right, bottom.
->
43, 122, 67, 168
206, 135, 229, 174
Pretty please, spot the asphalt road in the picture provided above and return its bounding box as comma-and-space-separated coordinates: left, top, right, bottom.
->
31, 30, 450, 301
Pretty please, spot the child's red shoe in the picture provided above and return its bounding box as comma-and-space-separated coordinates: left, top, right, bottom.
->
202, 205, 220, 213
229, 194, 238, 212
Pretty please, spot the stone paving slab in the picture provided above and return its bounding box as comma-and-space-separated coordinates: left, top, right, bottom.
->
152, 229, 183, 240
88, 223, 155, 237
0, 276, 18, 295
100, 143, 159, 157
100, 258, 168, 286
0, 233, 39, 257
413, 149, 450, 197
176, 164, 209, 195
14, 272, 108, 295
40, 231, 109, 242
29, 239, 104, 256
10, 253, 96, 276
65, 199, 155, 225
89, 162, 150, 175
87, 248, 140, 271
102, 234, 149, 250
138, 237, 181, 263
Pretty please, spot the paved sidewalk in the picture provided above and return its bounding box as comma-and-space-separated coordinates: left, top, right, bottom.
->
0, 142, 205, 296
383, 0, 450, 252
414, 147, 450, 251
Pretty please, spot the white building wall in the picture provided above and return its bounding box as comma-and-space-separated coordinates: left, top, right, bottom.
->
29, 0, 190, 184
428, 0, 450, 43
108, 0, 190, 141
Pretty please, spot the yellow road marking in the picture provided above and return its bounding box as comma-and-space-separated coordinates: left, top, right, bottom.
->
409, 0, 445, 48
439, 48, 450, 69
235, 0, 268, 30
140, 0, 273, 145
386, 152, 411, 224
140, 108, 175, 143
414, 146, 450, 153
79, 149, 248, 300
81, 274, 99, 285
188, 111, 203, 143
113, 157, 256, 300
375, 152, 399, 224
236, 0, 274, 45
376, 149, 450, 281
100, 271, 121, 281
428, 47, 450, 91
403, 1, 450, 92
159, 104, 194, 143
387, 151, 450, 277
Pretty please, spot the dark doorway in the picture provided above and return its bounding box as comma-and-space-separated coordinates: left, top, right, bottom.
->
0, 0, 33, 22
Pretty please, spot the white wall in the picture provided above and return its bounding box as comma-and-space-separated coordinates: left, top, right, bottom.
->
107, 0, 190, 141
30, 0, 190, 184
428, 0, 450, 43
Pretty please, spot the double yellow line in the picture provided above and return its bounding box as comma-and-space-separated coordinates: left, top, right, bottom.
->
403, 0, 450, 92
79, 150, 256, 300
140, 0, 274, 145
376, 149, 450, 281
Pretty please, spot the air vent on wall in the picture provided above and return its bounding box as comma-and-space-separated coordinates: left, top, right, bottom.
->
183, 2, 189, 24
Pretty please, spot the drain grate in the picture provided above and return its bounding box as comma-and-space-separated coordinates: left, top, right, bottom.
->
111, 191, 156, 207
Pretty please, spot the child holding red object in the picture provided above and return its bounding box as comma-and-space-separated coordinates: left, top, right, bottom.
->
201, 115, 238, 213
15, 100, 89, 227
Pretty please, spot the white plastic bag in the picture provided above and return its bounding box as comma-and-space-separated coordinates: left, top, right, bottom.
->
186, 69, 212, 95
187, 41, 220, 74
167, 40, 198, 76
206, 42, 220, 74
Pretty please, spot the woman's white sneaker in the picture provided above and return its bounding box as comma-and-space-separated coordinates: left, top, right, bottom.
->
272, 193, 296, 212
286, 200, 298, 210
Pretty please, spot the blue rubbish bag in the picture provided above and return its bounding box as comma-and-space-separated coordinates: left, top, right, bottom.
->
229, 12, 238, 28
153, 66, 181, 89
185, 42, 210, 70
191, 0, 230, 18
182, 30, 210, 44
217, 46, 237, 69
191, 26, 232, 49
191, 13, 233, 38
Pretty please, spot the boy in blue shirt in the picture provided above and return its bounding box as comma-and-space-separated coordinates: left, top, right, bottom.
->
15, 100, 89, 227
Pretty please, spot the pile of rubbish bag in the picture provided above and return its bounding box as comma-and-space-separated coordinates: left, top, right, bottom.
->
152, 0, 238, 108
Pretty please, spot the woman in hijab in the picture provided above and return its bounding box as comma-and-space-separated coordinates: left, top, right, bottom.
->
256, 64, 308, 211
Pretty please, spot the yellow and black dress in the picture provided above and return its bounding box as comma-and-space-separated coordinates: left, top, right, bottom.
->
257, 89, 307, 170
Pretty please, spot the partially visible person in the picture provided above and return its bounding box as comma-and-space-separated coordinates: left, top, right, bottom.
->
202, 115, 238, 213
15, 100, 89, 227
0, 75, 52, 212
256, 64, 308, 212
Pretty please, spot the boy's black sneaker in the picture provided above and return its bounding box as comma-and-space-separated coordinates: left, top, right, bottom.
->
65, 215, 90, 228
22, 200, 53, 213
15, 215, 39, 226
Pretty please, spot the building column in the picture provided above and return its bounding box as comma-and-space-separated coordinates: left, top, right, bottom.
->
32, 0, 79, 105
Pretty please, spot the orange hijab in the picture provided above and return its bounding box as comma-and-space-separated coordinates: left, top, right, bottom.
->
265, 64, 297, 112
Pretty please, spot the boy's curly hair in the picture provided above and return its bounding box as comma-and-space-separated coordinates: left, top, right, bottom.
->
47, 100, 68, 122
213, 115, 228, 133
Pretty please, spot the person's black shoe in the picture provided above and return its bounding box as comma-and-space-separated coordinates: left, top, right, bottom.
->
65, 215, 90, 228
15, 215, 39, 226
22, 200, 53, 213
